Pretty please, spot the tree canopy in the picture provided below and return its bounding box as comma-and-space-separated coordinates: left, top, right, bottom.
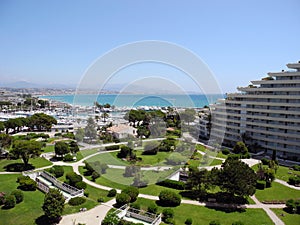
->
42, 189, 65, 221
10, 140, 43, 167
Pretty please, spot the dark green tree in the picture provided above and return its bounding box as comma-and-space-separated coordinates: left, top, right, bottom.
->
10, 140, 42, 167
42, 189, 65, 221
54, 141, 70, 157
218, 158, 257, 197
84, 117, 97, 141
233, 141, 248, 155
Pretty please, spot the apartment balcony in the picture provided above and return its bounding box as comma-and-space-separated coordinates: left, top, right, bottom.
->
244, 127, 300, 139
245, 120, 300, 131
251, 79, 300, 85
287, 62, 300, 70
237, 86, 300, 92
225, 99, 300, 107
226, 93, 300, 99
268, 71, 300, 77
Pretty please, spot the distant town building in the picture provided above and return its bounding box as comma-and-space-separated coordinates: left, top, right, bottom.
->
206, 61, 300, 160
107, 124, 137, 139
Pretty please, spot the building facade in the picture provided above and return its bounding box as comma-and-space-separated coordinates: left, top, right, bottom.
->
208, 61, 300, 160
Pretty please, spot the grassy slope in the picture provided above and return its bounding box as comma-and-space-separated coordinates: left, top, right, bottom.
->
135, 197, 274, 225
0, 157, 52, 172
272, 208, 300, 225
255, 182, 300, 202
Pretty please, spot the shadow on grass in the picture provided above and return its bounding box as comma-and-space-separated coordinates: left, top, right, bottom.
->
205, 205, 246, 213
4, 163, 34, 172
35, 215, 61, 225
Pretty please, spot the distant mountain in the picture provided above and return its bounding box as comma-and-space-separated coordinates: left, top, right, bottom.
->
0, 81, 75, 89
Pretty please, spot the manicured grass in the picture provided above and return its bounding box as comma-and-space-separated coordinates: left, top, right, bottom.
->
216, 151, 229, 159
63, 199, 98, 215
80, 148, 100, 158
135, 197, 274, 225
41, 145, 54, 153
255, 182, 300, 202
272, 208, 300, 225
139, 184, 181, 196
0, 174, 45, 225
0, 157, 52, 172
275, 166, 300, 182
86, 151, 129, 166
135, 150, 171, 166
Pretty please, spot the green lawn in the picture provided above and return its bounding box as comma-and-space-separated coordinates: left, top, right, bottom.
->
275, 166, 300, 182
80, 148, 100, 158
86, 151, 129, 166
0, 157, 52, 172
255, 182, 300, 202
139, 184, 181, 196
0, 174, 45, 225
134, 197, 274, 225
135, 150, 171, 166
272, 208, 300, 225
41, 145, 54, 153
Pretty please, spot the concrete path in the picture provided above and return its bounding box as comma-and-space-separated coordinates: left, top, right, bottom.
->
275, 178, 300, 190
250, 195, 285, 225
58, 199, 116, 225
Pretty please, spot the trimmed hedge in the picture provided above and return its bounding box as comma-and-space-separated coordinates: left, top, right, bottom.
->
157, 179, 185, 190
69, 197, 86, 206
256, 180, 266, 190
107, 189, 117, 197
105, 145, 120, 151
159, 190, 181, 207
11, 190, 24, 203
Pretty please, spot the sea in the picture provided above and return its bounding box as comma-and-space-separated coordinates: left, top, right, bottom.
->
40, 94, 224, 108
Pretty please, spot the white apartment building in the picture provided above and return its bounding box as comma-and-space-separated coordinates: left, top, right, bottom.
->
209, 61, 300, 160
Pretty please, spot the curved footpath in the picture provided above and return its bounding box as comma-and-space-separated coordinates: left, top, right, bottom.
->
1, 140, 295, 225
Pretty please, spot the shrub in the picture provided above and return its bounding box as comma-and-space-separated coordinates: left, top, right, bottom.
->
221, 148, 230, 155
63, 153, 74, 162
261, 158, 270, 165
124, 165, 140, 177
209, 221, 221, 225
75, 181, 87, 189
11, 190, 24, 203
147, 203, 158, 214
185, 218, 193, 225
105, 145, 120, 151
159, 190, 181, 207
122, 186, 139, 202
292, 165, 300, 171
68, 197, 86, 206
91, 171, 100, 181
4, 195, 16, 209
84, 191, 89, 197
157, 179, 185, 190
50, 165, 64, 178
116, 193, 131, 206
256, 180, 266, 190
288, 176, 300, 186
97, 197, 104, 203
66, 172, 82, 186
107, 189, 117, 197
162, 208, 174, 223
17, 176, 37, 191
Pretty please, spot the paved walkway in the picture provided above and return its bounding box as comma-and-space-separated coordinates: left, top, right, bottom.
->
58, 199, 116, 225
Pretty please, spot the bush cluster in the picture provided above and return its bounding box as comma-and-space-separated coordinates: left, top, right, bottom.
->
286, 199, 300, 214
256, 180, 266, 190
49, 165, 64, 178
162, 208, 175, 224
158, 190, 181, 207
288, 176, 300, 186
68, 197, 86, 206
107, 189, 117, 197
17, 176, 37, 191
105, 145, 120, 151
157, 179, 185, 190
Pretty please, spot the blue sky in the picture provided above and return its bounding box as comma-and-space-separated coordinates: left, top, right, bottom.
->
0, 0, 299, 93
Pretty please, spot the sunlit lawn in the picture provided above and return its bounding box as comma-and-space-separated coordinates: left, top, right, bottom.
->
255, 182, 300, 202
41, 145, 54, 153
135, 150, 172, 166
0, 157, 52, 172
85, 151, 129, 166
272, 208, 300, 225
0, 174, 44, 225
80, 148, 100, 158
135, 198, 274, 225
